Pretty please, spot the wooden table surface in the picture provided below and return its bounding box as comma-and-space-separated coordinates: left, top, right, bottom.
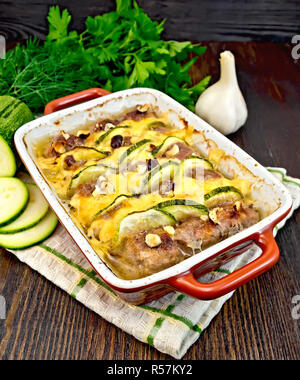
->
0, 41, 299, 360
1, 0, 299, 43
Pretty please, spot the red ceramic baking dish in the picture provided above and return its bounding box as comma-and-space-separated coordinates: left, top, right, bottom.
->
14, 88, 293, 305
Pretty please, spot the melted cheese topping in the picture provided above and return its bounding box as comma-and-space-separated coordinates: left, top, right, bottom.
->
36, 113, 253, 264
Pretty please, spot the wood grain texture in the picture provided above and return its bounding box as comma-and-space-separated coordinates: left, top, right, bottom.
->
0, 0, 300, 43
0, 41, 300, 360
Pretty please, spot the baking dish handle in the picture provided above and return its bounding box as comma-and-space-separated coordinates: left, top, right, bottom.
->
167, 229, 279, 300
44, 88, 112, 115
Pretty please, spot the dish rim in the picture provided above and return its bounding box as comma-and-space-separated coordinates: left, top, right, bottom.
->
14, 87, 293, 291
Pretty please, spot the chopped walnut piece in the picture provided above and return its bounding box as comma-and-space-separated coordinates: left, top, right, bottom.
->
137, 104, 150, 113
76, 129, 90, 138
145, 233, 162, 248
105, 123, 116, 132
93, 176, 115, 195
209, 208, 222, 224
234, 201, 242, 211
163, 226, 175, 236
61, 131, 70, 140
165, 144, 180, 158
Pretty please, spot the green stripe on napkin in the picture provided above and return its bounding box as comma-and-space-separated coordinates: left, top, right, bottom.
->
6, 168, 300, 359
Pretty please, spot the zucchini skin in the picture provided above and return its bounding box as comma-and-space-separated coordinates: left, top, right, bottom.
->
69, 163, 114, 192
0, 184, 49, 234
95, 125, 130, 146
71, 165, 94, 181
94, 194, 134, 218
143, 160, 179, 187
71, 164, 112, 181
119, 139, 152, 165
155, 199, 208, 213
0, 179, 29, 228
204, 186, 243, 202
0, 95, 33, 148
0, 213, 45, 234
0, 136, 17, 177
118, 208, 176, 238
157, 208, 177, 223
0, 203, 28, 228
204, 186, 243, 209
184, 155, 213, 169
59, 146, 109, 159
0, 212, 58, 250
152, 136, 186, 156
154, 199, 208, 222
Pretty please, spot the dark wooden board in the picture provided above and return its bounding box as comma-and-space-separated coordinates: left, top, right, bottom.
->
1, 0, 300, 43
0, 41, 300, 360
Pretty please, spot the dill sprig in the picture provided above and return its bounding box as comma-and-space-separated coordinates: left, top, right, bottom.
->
0, 0, 210, 114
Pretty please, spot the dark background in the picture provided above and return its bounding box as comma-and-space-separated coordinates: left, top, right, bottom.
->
0, 0, 300, 360
1, 0, 299, 43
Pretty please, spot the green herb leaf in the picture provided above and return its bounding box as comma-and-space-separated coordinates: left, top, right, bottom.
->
0, 0, 210, 114
190, 76, 212, 95
47, 6, 72, 41
116, 0, 132, 14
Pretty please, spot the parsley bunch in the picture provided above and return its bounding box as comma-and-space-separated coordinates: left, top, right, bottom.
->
0, 0, 210, 114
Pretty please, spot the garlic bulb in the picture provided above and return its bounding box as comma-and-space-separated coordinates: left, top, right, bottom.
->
195, 51, 247, 135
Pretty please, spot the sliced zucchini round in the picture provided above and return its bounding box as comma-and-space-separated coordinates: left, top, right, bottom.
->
143, 160, 179, 192
69, 164, 114, 193
0, 210, 58, 250
152, 136, 186, 157
0, 136, 16, 177
58, 147, 108, 169
95, 194, 134, 218
119, 139, 152, 167
182, 156, 213, 171
204, 186, 243, 208
0, 178, 29, 227
147, 121, 170, 131
118, 208, 176, 239
95, 125, 130, 147
0, 184, 49, 234
155, 199, 208, 222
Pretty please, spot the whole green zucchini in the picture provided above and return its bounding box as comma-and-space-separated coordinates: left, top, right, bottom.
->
0, 95, 33, 148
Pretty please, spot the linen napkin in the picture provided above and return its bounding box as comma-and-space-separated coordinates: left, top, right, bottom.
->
7, 168, 300, 359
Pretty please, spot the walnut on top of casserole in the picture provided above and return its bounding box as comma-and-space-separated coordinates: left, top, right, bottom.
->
36, 106, 260, 280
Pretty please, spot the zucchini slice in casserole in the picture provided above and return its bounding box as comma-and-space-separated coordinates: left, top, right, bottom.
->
37, 106, 259, 280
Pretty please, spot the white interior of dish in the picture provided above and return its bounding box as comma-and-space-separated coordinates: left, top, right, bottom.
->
15, 88, 292, 289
